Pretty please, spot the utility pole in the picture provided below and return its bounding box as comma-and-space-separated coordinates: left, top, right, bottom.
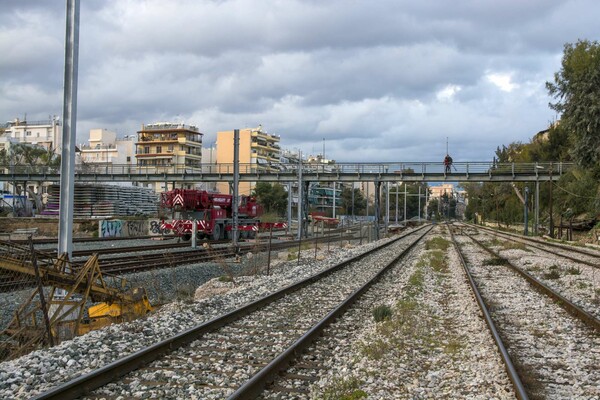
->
524, 186, 529, 236
297, 151, 302, 240
395, 183, 399, 224
58, 0, 80, 260
549, 166, 554, 238
232, 129, 239, 248
351, 182, 355, 220
418, 185, 421, 222
403, 183, 407, 225
287, 182, 292, 234
535, 181, 539, 235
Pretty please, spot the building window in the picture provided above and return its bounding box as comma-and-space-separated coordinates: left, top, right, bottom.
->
144, 146, 150, 154
26, 131, 32, 136
156, 146, 162, 153
168, 145, 174, 152
126, 156, 131, 162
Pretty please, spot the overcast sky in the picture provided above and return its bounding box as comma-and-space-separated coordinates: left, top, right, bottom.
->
1, 1, 598, 162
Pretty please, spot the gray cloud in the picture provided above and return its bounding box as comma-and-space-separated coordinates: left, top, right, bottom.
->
1, 0, 598, 162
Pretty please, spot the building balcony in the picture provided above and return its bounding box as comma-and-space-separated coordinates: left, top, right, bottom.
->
251, 131, 280, 142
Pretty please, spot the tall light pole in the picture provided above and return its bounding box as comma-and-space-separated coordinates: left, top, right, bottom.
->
395, 182, 399, 224
418, 185, 421, 222
58, 0, 79, 260
403, 183, 407, 225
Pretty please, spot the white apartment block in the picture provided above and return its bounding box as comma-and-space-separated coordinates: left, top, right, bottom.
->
79, 129, 136, 168
3, 117, 62, 153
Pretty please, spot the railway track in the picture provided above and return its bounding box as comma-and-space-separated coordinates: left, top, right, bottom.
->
450, 225, 600, 399
32, 226, 431, 399
458, 223, 600, 321
465, 223, 600, 268
0, 233, 357, 292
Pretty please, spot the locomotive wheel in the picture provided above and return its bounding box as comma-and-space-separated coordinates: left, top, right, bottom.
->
182, 233, 192, 242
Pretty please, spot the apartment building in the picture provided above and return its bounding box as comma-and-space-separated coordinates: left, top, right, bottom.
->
3, 117, 61, 153
78, 128, 136, 171
135, 122, 203, 192
216, 125, 281, 195
429, 183, 454, 199
135, 122, 202, 167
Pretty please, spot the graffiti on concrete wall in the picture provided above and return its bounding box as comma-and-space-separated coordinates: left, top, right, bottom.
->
99, 220, 147, 237
126, 220, 144, 236
149, 219, 172, 235
100, 220, 123, 238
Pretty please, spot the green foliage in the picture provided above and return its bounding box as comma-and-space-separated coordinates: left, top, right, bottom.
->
482, 257, 508, 266
372, 304, 393, 322
319, 377, 367, 400
340, 187, 366, 215
463, 182, 525, 226
388, 183, 429, 220
547, 39, 600, 171
463, 40, 600, 225
0, 142, 60, 167
252, 182, 288, 216
566, 266, 581, 275
425, 237, 450, 251
554, 169, 600, 219
543, 270, 561, 280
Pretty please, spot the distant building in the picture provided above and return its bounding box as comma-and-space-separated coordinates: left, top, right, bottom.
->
429, 183, 454, 199
79, 129, 136, 168
136, 122, 203, 168
216, 125, 281, 195
135, 122, 203, 192
3, 117, 61, 153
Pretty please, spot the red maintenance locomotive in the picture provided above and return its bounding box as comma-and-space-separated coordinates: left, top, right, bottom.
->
160, 189, 286, 241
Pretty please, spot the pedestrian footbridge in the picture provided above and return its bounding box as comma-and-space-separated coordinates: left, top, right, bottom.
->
0, 162, 569, 183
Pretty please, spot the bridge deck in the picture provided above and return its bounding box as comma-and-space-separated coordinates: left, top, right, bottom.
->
0, 162, 569, 183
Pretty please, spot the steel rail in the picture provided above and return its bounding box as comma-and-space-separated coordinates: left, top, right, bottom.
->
0, 234, 357, 292
465, 223, 600, 269
448, 226, 529, 400
227, 225, 432, 399
31, 225, 429, 400
465, 233, 600, 333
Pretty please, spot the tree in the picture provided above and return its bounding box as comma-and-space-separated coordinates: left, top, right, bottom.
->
340, 187, 366, 215
0, 143, 60, 168
387, 183, 428, 220
252, 182, 288, 216
546, 39, 600, 172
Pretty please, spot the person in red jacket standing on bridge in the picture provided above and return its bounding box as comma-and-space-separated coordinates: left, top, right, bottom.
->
444, 154, 453, 173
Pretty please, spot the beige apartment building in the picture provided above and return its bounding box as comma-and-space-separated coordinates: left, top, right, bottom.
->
429, 183, 454, 199
135, 122, 203, 192
216, 126, 281, 195
135, 122, 202, 167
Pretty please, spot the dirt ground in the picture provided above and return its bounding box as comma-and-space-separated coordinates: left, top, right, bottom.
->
0, 218, 97, 239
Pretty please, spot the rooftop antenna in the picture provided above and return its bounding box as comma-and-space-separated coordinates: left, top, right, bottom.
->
446, 137, 449, 155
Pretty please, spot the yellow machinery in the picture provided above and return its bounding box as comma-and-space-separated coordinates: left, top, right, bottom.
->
0, 240, 153, 360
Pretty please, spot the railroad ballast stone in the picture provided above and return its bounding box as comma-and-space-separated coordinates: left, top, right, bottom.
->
0, 236, 386, 399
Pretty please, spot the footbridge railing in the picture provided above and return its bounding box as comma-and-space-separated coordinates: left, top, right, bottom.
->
0, 162, 572, 183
